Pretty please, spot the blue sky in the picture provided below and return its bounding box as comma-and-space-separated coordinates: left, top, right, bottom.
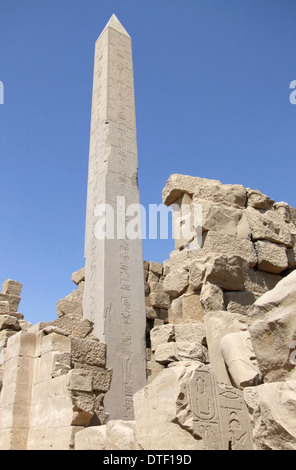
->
0, 0, 295, 324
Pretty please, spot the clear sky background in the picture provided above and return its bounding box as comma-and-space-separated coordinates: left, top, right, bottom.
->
0, 0, 295, 325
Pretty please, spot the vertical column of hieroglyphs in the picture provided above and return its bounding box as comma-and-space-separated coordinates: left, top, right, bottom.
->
83, 15, 146, 420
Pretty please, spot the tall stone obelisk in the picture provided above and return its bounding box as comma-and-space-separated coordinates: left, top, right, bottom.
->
83, 15, 146, 420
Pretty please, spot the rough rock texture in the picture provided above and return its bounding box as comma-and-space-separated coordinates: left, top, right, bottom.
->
244, 382, 296, 450
248, 271, 296, 382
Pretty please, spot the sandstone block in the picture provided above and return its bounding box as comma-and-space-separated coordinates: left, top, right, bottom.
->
245, 206, 292, 247
154, 343, 180, 365
200, 283, 225, 312
255, 240, 288, 274
244, 268, 281, 294
169, 297, 183, 324
246, 188, 273, 210
189, 259, 206, 291
162, 268, 188, 298
176, 342, 206, 362
174, 323, 206, 345
0, 301, 10, 315
2, 280, 22, 297
71, 338, 106, 367
92, 368, 112, 393
105, 420, 138, 450
0, 293, 21, 313
0, 329, 17, 347
162, 174, 246, 208
205, 254, 248, 290
147, 271, 160, 283
67, 369, 93, 392
40, 317, 93, 339
224, 291, 259, 315
56, 299, 83, 319
150, 324, 175, 351
244, 382, 296, 450
6, 330, 37, 360
181, 293, 204, 323
0, 315, 20, 331
40, 332, 71, 355
220, 331, 262, 388
149, 261, 163, 276
70, 392, 95, 414
149, 282, 170, 309
202, 231, 257, 267
199, 199, 244, 237
72, 267, 85, 285
42, 325, 69, 336
75, 425, 107, 450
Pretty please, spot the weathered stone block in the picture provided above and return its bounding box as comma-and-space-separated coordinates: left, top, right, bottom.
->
75, 426, 107, 450
245, 206, 292, 247
2, 280, 22, 297
6, 331, 37, 360
67, 369, 93, 392
56, 299, 83, 319
244, 268, 281, 294
92, 368, 112, 393
162, 269, 188, 298
205, 254, 248, 291
255, 240, 288, 274
162, 174, 246, 208
0, 315, 20, 331
189, 258, 206, 291
181, 293, 204, 323
246, 188, 273, 210
0, 301, 10, 315
149, 282, 170, 309
200, 283, 225, 312
202, 231, 257, 267
244, 382, 296, 450
71, 338, 106, 367
154, 343, 180, 365
168, 297, 183, 324
150, 324, 175, 351
40, 332, 71, 356
72, 267, 85, 285
174, 323, 206, 345
149, 261, 163, 276
224, 291, 259, 315
0, 294, 21, 313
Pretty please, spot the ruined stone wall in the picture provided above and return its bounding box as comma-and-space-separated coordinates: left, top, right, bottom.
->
0, 269, 110, 450
2, 174, 296, 450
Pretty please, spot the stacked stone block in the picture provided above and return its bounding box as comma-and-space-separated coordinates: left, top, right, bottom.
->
0, 268, 111, 450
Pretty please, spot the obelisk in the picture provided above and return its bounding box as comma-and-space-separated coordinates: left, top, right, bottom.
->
83, 15, 146, 420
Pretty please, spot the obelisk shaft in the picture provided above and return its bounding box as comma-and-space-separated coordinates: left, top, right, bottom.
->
83, 15, 146, 420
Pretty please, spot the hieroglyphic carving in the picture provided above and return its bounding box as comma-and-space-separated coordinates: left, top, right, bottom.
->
187, 368, 223, 450
216, 383, 253, 450
187, 368, 253, 450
